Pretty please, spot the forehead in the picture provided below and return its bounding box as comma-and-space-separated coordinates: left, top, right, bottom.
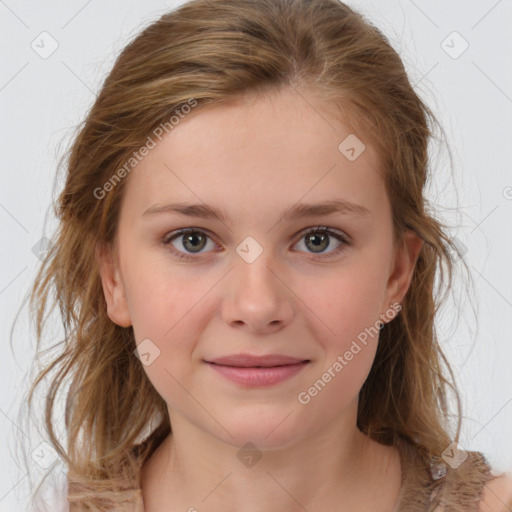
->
120, 88, 388, 221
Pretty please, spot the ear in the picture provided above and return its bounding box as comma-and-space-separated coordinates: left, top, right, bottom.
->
95, 242, 132, 327
381, 229, 424, 321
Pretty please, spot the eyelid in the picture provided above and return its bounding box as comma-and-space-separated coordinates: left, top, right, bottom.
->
294, 225, 350, 243
162, 227, 217, 245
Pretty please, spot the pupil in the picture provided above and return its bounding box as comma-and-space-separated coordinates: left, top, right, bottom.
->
307, 233, 328, 253
184, 233, 205, 252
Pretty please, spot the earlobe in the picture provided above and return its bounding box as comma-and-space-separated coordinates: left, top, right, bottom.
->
384, 230, 424, 312
95, 242, 132, 328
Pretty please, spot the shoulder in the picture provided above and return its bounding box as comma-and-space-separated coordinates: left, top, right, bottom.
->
416, 447, 506, 512
478, 471, 512, 512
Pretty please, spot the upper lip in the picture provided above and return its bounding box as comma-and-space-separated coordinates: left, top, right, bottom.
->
205, 353, 310, 367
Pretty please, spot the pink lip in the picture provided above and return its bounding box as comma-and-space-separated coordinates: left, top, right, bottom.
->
206, 353, 308, 367
204, 353, 310, 387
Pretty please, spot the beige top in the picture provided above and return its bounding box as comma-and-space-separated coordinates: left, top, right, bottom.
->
391, 436, 503, 512
125, 436, 508, 511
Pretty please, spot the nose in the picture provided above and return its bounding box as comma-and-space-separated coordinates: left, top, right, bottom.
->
221, 249, 294, 335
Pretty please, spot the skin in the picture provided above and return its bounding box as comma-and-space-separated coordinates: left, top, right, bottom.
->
97, 86, 425, 512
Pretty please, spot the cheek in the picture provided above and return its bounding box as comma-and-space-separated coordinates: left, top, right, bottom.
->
122, 253, 211, 340
296, 258, 390, 344
295, 269, 384, 414
123, 259, 216, 391
124, 265, 213, 408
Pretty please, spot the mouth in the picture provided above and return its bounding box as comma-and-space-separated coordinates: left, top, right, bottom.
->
203, 354, 311, 387
204, 353, 310, 368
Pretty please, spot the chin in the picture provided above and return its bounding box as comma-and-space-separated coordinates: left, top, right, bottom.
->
213, 412, 308, 452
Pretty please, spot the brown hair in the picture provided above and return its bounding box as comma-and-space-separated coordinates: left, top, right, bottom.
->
19, 0, 470, 509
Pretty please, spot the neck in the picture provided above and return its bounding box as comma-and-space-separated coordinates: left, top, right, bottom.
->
140, 405, 400, 511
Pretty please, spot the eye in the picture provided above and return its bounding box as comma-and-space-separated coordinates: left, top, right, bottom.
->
162, 228, 218, 261
292, 226, 350, 258
162, 226, 350, 261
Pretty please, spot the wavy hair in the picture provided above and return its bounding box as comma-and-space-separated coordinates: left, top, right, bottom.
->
18, 0, 471, 509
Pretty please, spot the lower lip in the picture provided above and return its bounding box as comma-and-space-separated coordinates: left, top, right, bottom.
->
205, 361, 309, 387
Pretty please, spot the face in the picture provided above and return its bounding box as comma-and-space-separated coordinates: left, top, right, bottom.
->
97, 87, 423, 450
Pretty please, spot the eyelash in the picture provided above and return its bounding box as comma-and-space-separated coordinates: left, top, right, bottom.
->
162, 226, 351, 262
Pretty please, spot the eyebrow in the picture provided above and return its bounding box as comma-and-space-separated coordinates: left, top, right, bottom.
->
142, 199, 371, 222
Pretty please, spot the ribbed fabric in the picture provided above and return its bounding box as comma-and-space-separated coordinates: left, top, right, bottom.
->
392, 436, 504, 512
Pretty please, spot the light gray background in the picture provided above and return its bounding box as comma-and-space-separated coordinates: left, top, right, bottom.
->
1, 0, 511, 509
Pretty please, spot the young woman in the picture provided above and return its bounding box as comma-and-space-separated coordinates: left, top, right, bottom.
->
22, 0, 512, 510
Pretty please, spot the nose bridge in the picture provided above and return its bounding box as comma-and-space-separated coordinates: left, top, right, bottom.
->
234, 239, 281, 306
236, 245, 277, 296
221, 236, 293, 332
